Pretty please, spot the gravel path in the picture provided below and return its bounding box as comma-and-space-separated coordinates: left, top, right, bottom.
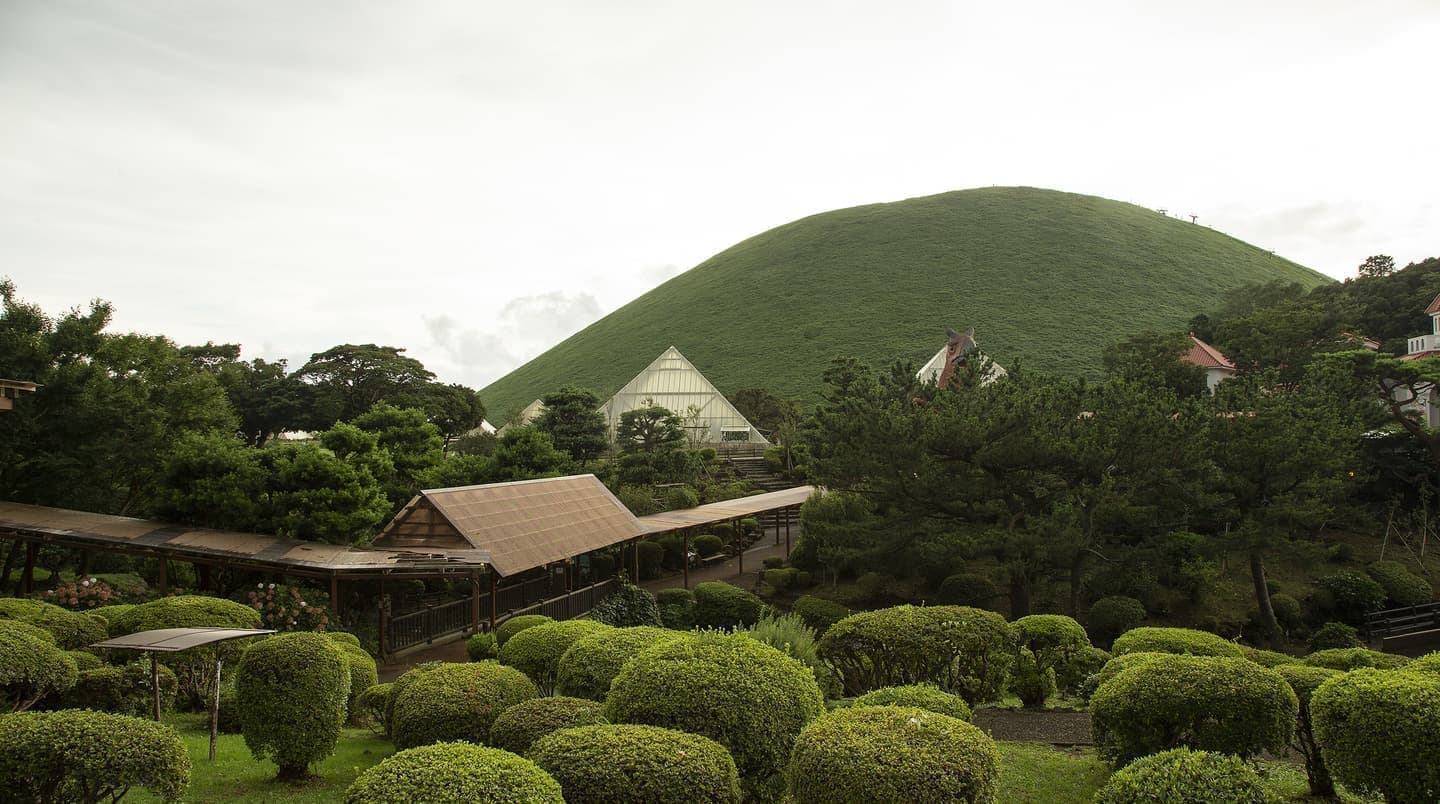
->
974, 709, 1093, 745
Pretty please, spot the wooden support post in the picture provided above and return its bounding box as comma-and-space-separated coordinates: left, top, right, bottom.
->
470, 571, 481, 633
682, 530, 690, 589
736, 519, 744, 578
21, 541, 37, 595
489, 571, 498, 631
329, 575, 339, 618
631, 539, 640, 580
197, 564, 212, 591
378, 580, 389, 661
151, 652, 162, 722
158, 556, 169, 596
774, 509, 780, 546
209, 658, 221, 760
565, 559, 575, 593
785, 507, 792, 556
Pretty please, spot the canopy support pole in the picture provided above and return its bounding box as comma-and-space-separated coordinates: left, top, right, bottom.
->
682, 530, 690, 589
488, 571, 498, 631
735, 519, 744, 578
151, 652, 162, 722
209, 657, 221, 761
785, 507, 792, 556
470, 570, 481, 633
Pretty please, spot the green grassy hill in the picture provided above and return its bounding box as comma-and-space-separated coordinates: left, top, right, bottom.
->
481, 187, 1330, 416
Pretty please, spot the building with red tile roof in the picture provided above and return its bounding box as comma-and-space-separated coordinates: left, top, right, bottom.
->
1182, 334, 1236, 392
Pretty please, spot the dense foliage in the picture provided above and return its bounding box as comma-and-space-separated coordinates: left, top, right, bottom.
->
497, 619, 613, 694
0, 598, 107, 650
1310, 668, 1440, 803
789, 595, 849, 635
1303, 647, 1410, 671
655, 587, 696, 630
691, 581, 765, 630
851, 683, 972, 720
343, 742, 563, 804
1366, 559, 1433, 607
529, 724, 742, 804
487, 695, 608, 755
1109, 626, 1241, 658
1093, 748, 1278, 804
555, 626, 681, 701
494, 614, 553, 646
1274, 664, 1342, 798
390, 661, 538, 749
1085, 596, 1146, 645
235, 632, 350, 779
59, 661, 178, 717
0, 709, 191, 803
588, 579, 663, 627
0, 619, 78, 712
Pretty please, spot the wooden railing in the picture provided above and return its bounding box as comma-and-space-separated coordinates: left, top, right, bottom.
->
382, 576, 620, 656
386, 597, 474, 653
502, 578, 617, 624
1365, 602, 1440, 639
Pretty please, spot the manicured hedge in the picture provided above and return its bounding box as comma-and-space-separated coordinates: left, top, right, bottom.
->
1311, 668, 1440, 804
390, 661, 538, 749
59, 661, 178, 717
1093, 748, 1278, 804
529, 724, 741, 803
495, 614, 553, 646
1084, 651, 1168, 699
0, 618, 78, 712
466, 632, 498, 661
818, 605, 1014, 704
852, 683, 972, 721
1086, 596, 1146, 645
555, 626, 683, 701
1367, 560, 1432, 607
1274, 664, 1342, 798
935, 573, 997, 608
787, 706, 1000, 804
1408, 651, 1440, 675
0, 709, 191, 802
325, 631, 361, 648
656, 587, 696, 630
384, 661, 442, 736
1090, 654, 1297, 766
692, 582, 765, 630
1303, 647, 1410, 671
236, 632, 350, 779
498, 619, 614, 694
589, 581, 663, 627
1308, 621, 1362, 651
354, 682, 391, 735
1240, 646, 1300, 668
605, 632, 824, 801
1010, 614, 1091, 704
790, 595, 849, 636
1110, 626, 1242, 658
488, 695, 608, 755
107, 594, 263, 634
65, 650, 103, 671
343, 742, 563, 803
0, 597, 108, 650
693, 534, 725, 557
325, 634, 378, 721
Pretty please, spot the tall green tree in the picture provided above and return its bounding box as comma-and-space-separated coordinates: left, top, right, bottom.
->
423, 382, 487, 441
153, 432, 265, 530
488, 427, 568, 481
347, 402, 444, 508
255, 442, 390, 545
292, 344, 435, 428
535, 385, 609, 462
1102, 331, 1208, 399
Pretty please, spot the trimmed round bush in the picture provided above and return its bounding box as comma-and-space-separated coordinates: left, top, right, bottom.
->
790, 595, 848, 636
384, 661, 443, 735
391, 661, 538, 749
655, 587, 696, 630
90, 603, 135, 627
1093, 748, 1279, 804
605, 631, 824, 800
1086, 596, 1146, 645
0, 618, 78, 712
1110, 626, 1241, 658
325, 631, 361, 648
354, 682, 391, 735
692, 581, 765, 630
693, 533, 724, 557
1090, 654, 1298, 766
818, 605, 1014, 704
530, 724, 741, 803
1275, 664, 1342, 798
1367, 560, 1433, 607
589, 580, 663, 627
1062, 645, 1111, 695
787, 706, 1000, 804
1312, 668, 1440, 803
488, 695, 608, 754
65, 650, 103, 671
108, 594, 262, 634
325, 633, 378, 719
0, 708, 191, 803
0, 597, 108, 649
1085, 651, 1168, 698
495, 614, 553, 646
935, 573, 997, 608
1010, 614, 1091, 701
1408, 651, 1440, 675
1308, 621, 1362, 651
1240, 646, 1300, 668
1269, 592, 1304, 632
499, 619, 613, 694
236, 632, 350, 779
556, 626, 683, 701
1304, 647, 1410, 671
343, 742, 563, 803
852, 683, 972, 721
1314, 571, 1386, 625
467, 631, 498, 661
59, 661, 178, 717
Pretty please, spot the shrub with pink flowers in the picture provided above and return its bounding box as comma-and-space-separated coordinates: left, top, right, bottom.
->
43, 577, 116, 610
246, 583, 332, 632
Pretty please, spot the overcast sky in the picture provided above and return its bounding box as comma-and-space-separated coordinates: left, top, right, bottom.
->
3, 1, 1437, 389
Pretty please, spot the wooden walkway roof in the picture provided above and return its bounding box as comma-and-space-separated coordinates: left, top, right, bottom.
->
637, 486, 814, 534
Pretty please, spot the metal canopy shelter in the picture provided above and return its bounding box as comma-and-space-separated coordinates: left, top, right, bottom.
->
91, 627, 275, 760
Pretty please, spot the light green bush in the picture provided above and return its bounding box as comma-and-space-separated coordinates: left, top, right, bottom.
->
1110, 626, 1241, 658
1304, 647, 1410, 671
1010, 614, 1090, 704
65, 650, 103, 671
1086, 596, 1146, 645
789, 595, 849, 636
1367, 560, 1433, 607
852, 683, 972, 721
692, 582, 765, 630
1274, 664, 1342, 798
324, 634, 378, 721
0, 618, 78, 712
498, 619, 613, 694
107, 595, 263, 708
0, 597, 108, 649
787, 706, 1000, 804
529, 724, 741, 803
0, 709, 191, 803
488, 695, 608, 755
236, 632, 349, 779
555, 626, 682, 701
1239, 646, 1300, 668
466, 631, 498, 661
343, 742, 563, 803
354, 682, 391, 735
1311, 668, 1440, 803
1093, 748, 1278, 804
1090, 654, 1297, 766
495, 614, 553, 646
390, 661, 538, 750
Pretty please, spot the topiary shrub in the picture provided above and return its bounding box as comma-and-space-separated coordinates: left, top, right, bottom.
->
1367, 560, 1433, 607
383, 661, 442, 736
0, 597, 108, 650
555, 626, 683, 701
1311, 668, 1440, 803
605, 631, 824, 801
1314, 571, 1386, 626
236, 632, 350, 780
325, 631, 361, 647
1010, 648, 1057, 708
65, 650, 103, 671
656, 587, 696, 630
692, 582, 765, 630
108, 595, 264, 708
488, 695, 608, 755
636, 540, 665, 579
354, 682, 391, 735
495, 614, 553, 646
790, 595, 849, 636
744, 613, 841, 699
693, 533, 724, 557
1093, 748, 1278, 804
1274, 664, 1342, 798
818, 605, 1014, 705
1090, 654, 1297, 766
1408, 651, 1440, 675
0, 619, 78, 712
529, 723, 741, 803
343, 742, 563, 803
324, 634, 378, 723
390, 661, 538, 749
935, 573, 997, 608
1060, 645, 1111, 695
1010, 614, 1091, 703
852, 683, 972, 721
1110, 626, 1241, 658
1083, 651, 1169, 700
0, 709, 191, 803
89, 603, 135, 628
1307, 620, 1362, 651
58, 661, 178, 717
589, 579, 663, 627
466, 631, 498, 661
1086, 596, 1146, 646
498, 619, 614, 694
1304, 647, 1410, 671
1268, 592, 1304, 633
787, 706, 1000, 804
1239, 646, 1300, 668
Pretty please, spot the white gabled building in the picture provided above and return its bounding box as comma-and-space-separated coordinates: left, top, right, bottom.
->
1399, 293, 1440, 426
917, 327, 1007, 387
601, 346, 769, 446
1182, 334, 1237, 393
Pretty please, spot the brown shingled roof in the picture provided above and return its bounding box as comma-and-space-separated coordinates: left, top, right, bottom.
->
1425, 293, 1440, 315
1183, 334, 1235, 370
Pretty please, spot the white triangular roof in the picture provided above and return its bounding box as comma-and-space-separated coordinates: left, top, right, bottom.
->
917, 345, 1007, 385
601, 347, 770, 445
495, 399, 545, 437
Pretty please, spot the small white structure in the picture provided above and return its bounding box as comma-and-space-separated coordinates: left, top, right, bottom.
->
601, 347, 769, 445
1182, 334, 1236, 393
495, 399, 545, 438
917, 328, 1007, 387
1399, 294, 1440, 426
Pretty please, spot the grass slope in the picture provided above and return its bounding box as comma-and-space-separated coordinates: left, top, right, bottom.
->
481, 186, 1329, 416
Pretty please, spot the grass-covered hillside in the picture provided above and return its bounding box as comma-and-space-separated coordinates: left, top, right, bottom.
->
481, 187, 1330, 416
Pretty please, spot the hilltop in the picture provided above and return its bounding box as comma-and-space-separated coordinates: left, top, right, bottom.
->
481, 187, 1330, 416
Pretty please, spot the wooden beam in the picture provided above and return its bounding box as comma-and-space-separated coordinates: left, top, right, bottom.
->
489, 571, 498, 630
470, 570, 481, 632
682, 530, 690, 589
